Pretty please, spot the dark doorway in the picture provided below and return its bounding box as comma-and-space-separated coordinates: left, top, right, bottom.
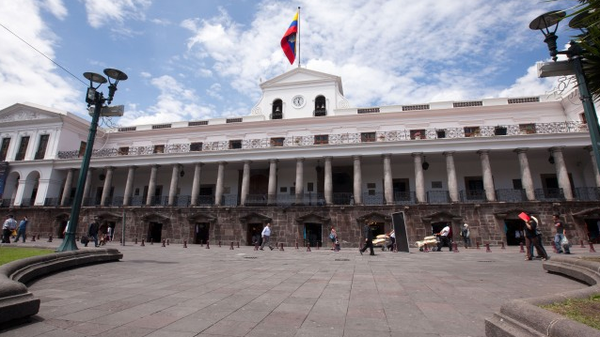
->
148, 222, 162, 243
194, 222, 210, 244
57, 220, 68, 239
304, 223, 322, 247
246, 223, 263, 246
332, 166, 353, 204
393, 178, 410, 202
504, 219, 525, 246
585, 218, 600, 243
370, 222, 385, 237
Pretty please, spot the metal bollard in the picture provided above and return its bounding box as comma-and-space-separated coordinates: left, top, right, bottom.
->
167, 239, 170, 246
218, 240, 221, 247
31, 235, 36, 242
279, 242, 284, 251
393, 243, 397, 252
206, 240, 210, 249
150, 238, 153, 245
48, 235, 52, 242
237, 241, 240, 248
295, 240, 299, 249
423, 244, 429, 252
519, 242, 525, 253
230, 241, 234, 250
306, 243, 311, 252
500, 242, 505, 250
254, 242, 259, 251
141, 238, 145, 246
135, 237, 138, 244
183, 240, 187, 248
162, 239, 166, 247
476, 241, 480, 249
485, 243, 491, 253
452, 242, 459, 253
590, 242, 596, 253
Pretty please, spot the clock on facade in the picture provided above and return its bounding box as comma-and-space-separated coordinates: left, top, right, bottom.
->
292, 95, 305, 108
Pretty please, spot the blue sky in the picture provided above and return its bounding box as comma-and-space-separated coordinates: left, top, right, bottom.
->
0, 0, 576, 126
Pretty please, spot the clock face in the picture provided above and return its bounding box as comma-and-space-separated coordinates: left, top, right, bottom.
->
292, 95, 305, 108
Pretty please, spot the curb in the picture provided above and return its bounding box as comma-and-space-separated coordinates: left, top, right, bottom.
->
0, 248, 122, 326
485, 255, 600, 337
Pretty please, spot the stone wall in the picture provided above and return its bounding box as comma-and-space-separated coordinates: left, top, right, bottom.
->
5, 201, 599, 248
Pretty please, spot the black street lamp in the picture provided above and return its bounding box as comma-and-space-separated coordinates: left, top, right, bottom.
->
56, 68, 127, 252
530, 10, 600, 172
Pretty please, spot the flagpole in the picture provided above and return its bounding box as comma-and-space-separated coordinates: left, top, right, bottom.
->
297, 6, 301, 68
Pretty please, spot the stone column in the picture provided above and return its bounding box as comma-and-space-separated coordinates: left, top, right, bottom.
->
515, 148, 535, 201
550, 147, 573, 200
100, 166, 115, 206
241, 161, 251, 206
60, 169, 74, 206
444, 152, 459, 202
123, 166, 137, 206
383, 154, 393, 205
168, 164, 182, 206
146, 165, 159, 205
215, 161, 226, 206
477, 150, 496, 201
82, 168, 94, 205
413, 153, 426, 203
295, 158, 305, 204
585, 146, 600, 187
353, 155, 362, 205
324, 156, 333, 205
190, 163, 203, 206
267, 159, 277, 205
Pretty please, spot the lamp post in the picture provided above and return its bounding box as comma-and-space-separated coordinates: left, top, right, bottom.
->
56, 68, 127, 252
529, 10, 600, 172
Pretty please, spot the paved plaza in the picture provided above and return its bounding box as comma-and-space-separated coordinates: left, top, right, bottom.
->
0, 240, 589, 337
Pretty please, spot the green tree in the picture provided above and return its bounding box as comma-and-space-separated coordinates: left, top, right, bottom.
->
569, 0, 600, 100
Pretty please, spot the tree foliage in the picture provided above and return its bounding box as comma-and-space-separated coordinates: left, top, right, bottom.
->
570, 0, 600, 100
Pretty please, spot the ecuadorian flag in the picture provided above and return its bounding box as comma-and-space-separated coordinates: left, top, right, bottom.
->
281, 11, 298, 64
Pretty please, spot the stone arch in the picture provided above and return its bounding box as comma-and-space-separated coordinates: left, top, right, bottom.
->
54, 212, 70, 238
2, 171, 20, 205
22, 170, 40, 206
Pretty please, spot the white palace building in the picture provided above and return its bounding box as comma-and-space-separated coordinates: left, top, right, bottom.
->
1, 68, 599, 248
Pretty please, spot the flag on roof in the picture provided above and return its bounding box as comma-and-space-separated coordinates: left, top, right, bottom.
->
281, 10, 298, 64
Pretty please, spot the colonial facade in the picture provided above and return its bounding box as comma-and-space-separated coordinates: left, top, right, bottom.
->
1, 68, 599, 248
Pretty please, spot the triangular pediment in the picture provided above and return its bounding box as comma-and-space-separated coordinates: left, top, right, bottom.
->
295, 212, 331, 225
261, 68, 343, 94
0, 103, 65, 123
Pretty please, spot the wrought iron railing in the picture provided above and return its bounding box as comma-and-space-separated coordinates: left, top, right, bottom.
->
56, 121, 588, 159
460, 190, 487, 202
535, 188, 565, 201
574, 187, 600, 201
427, 190, 451, 204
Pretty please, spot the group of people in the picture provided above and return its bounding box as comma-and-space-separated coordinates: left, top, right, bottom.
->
1, 215, 28, 243
521, 213, 570, 261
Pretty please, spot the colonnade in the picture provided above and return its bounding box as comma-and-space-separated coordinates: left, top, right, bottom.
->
56, 146, 597, 207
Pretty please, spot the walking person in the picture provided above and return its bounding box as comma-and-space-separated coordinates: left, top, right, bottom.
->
88, 217, 100, 247
524, 215, 548, 261
359, 221, 375, 255
436, 224, 452, 251
1, 215, 17, 243
552, 214, 570, 254
385, 229, 395, 251
329, 227, 337, 250
260, 222, 274, 251
460, 223, 471, 248
14, 216, 28, 243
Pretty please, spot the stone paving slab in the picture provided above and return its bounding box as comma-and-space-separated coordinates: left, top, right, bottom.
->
0, 241, 592, 337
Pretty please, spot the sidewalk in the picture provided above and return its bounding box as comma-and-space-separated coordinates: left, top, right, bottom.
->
0, 241, 591, 337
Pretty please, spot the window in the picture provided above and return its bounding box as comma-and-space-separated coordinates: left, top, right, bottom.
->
229, 140, 242, 149
314, 95, 326, 116
270, 137, 284, 147
118, 147, 129, 155
494, 126, 507, 136
464, 127, 480, 137
431, 181, 443, 189
15, 136, 30, 161
314, 135, 329, 145
190, 142, 203, 151
410, 129, 426, 140
34, 134, 49, 159
361, 132, 376, 142
153, 145, 165, 153
307, 182, 314, 192
78, 141, 87, 157
436, 130, 446, 139
272, 99, 283, 119
280, 187, 287, 193
512, 179, 523, 190
519, 123, 536, 134
0, 138, 10, 161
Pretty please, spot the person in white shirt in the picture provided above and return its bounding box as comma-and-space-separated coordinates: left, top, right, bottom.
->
2, 215, 17, 243
436, 225, 452, 251
260, 222, 274, 251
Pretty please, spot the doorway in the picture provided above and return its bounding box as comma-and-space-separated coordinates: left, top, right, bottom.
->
194, 222, 210, 244
57, 220, 68, 239
431, 221, 452, 247
504, 219, 525, 246
147, 222, 162, 243
246, 223, 263, 246
304, 223, 322, 247
585, 218, 600, 243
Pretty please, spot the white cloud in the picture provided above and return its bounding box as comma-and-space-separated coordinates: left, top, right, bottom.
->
83, 0, 151, 35
0, 0, 80, 112
498, 64, 558, 98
